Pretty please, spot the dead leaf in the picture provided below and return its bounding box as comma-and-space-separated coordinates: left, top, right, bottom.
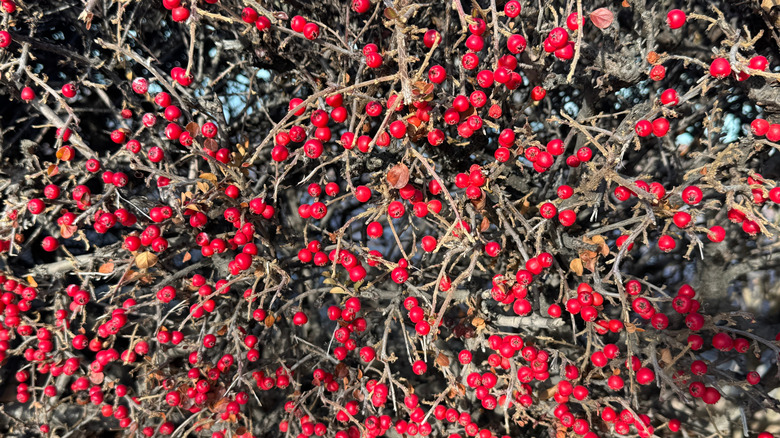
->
625, 322, 645, 333
47, 164, 59, 177
479, 217, 490, 232
60, 224, 78, 239
217, 325, 228, 336
590, 8, 614, 29
264, 314, 275, 328
436, 352, 450, 367
386, 163, 410, 189
26, 276, 37, 288
335, 362, 349, 378
98, 262, 114, 274
659, 348, 673, 366
89, 371, 104, 385
186, 122, 200, 136
579, 250, 599, 272
761, 0, 780, 14
182, 251, 192, 262
570, 258, 584, 276
540, 383, 558, 400
196, 181, 210, 193
199, 173, 218, 183
588, 235, 610, 257
448, 383, 466, 398
135, 252, 158, 269
383, 7, 398, 20
204, 138, 218, 152
56, 146, 74, 161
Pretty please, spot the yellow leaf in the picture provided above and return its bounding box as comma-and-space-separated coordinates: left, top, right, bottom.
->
26, 276, 38, 288
135, 252, 158, 269
570, 258, 584, 276
199, 173, 218, 183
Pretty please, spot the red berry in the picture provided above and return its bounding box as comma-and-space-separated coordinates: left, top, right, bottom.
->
709, 58, 731, 79
667, 9, 686, 29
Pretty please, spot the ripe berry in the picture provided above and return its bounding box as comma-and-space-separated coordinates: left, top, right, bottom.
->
41, 236, 59, 252
485, 241, 501, 257
652, 118, 670, 137
709, 58, 731, 79
504, 0, 521, 17
365, 52, 384, 68
61, 83, 77, 98
20, 87, 35, 102
636, 367, 655, 385
752, 119, 770, 136
292, 311, 308, 326
681, 186, 703, 205
658, 235, 676, 252
531, 86, 547, 101
650, 65, 666, 81
667, 9, 686, 29
171, 7, 190, 22
423, 29, 441, 48
428, 65, 446, 84
507, 34, 527, 54
351, 0, 370, 14
558, 210, 576, 226
0, 30, 11, 48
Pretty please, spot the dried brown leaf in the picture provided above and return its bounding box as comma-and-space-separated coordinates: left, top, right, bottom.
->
479, 217, 490, 232
199, 173, 218, 183
436, 352, 450, 367
186, 122, 200, 136
570, 258, 584, 276
135, 251, 158, 269
98, 262, 114, 274
386, 163, 410, 189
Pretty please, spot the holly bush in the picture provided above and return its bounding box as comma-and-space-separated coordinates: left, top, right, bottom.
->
0, 0, 779, 437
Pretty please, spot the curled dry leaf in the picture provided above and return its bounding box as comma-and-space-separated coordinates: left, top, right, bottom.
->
479, 216, 491, 232
98, 262, 114, 274
590, 8, 614, 29
386, 163, 410, 189
436, 352, 450, 367
199, 173, 218, 183
579, 250, 599, 272
135, 251, 158, 269
570, 258, 584, 276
